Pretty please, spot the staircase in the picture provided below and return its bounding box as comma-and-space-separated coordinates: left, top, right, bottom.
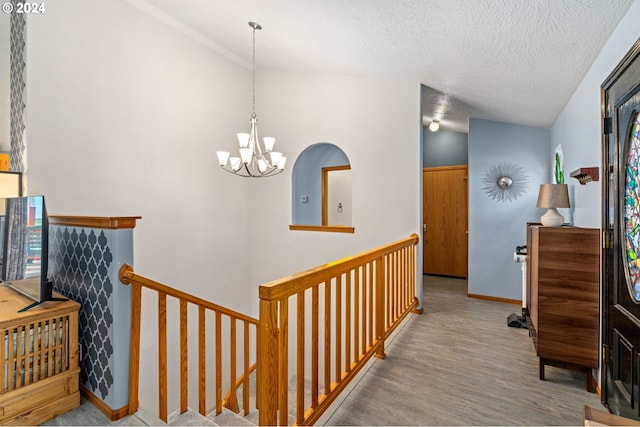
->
166, 373, 312, 426
120, 234, 420, 426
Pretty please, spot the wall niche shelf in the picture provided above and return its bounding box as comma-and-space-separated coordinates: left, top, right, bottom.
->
570, 167, 599, 185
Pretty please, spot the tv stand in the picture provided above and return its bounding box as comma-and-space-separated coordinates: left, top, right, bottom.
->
0, 283, 80, 424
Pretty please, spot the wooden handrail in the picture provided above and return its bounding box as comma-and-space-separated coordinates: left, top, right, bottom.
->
120, 264, 259, 422
259, 234, 419, 301
120, 265, 259, 324
258, 233, 420, 425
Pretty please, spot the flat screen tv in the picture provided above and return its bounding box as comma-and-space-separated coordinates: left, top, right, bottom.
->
0, 195, 65, 312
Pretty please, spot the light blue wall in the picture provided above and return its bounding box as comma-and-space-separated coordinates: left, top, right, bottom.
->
551, 0, 640, 228
423, 128, 468, 167
292, 143, 350, 225
468, 118, 550, 300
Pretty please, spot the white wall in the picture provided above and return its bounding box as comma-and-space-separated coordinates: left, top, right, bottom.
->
247, 70, 422, 314
24, 0, 254, 414
552, 0, 640, 227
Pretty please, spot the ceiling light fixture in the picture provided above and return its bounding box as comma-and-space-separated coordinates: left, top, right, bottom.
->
216, 22, 286, 178
428, 120, 440, 132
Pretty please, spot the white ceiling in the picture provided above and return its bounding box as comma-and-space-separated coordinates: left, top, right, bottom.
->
133, 0, 634, 133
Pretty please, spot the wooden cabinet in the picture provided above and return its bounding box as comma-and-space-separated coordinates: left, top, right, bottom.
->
525, 224, 599, 391
0, 281, 80, 425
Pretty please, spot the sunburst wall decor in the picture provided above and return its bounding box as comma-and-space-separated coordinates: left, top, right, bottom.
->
482, 161, 529, 203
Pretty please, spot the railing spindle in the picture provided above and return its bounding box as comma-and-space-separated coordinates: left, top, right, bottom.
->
198, 306, 206, 415
243, 321, 250, 416
368, 262, 374, 347
375, 256, 386, 359
394, 251, 399, 320
215, 311, 222, 415
335, 275, 342, 382
311, 285, 319, 408
345, 271, 352, 371
128, 283, 141, 415
158, 291, 168, 422
296, 291, 305, 424
324, 281, 331, 396
278, 299, 289, 426
180, 299, 188, 414
354, 268, 360, 362
361, 266, 366, 354
229, 318, 238, 412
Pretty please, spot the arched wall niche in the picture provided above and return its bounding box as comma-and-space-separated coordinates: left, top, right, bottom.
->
290, 142, 354, 233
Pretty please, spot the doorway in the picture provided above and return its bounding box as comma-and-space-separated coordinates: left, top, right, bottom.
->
422, 166, 468, 278
602, 38, 640, 419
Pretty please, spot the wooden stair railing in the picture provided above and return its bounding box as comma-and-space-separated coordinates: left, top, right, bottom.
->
258, 233, 420, 426
119, 265, 258, 423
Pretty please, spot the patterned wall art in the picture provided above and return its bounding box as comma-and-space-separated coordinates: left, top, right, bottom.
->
49, 225, 114, 399
623, 112, 640, 301
9, 0, 26, 172
482, 161, 529, 203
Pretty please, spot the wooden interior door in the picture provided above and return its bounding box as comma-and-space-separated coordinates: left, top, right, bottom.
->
422, 166, 468, 277
602, 39, 640, 419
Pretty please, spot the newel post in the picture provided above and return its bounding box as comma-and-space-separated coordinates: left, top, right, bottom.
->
374, 255, 386, 359
258, 293, 279, 425
119, 264, 141, 415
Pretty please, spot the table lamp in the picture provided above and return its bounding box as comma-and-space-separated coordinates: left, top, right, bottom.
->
536, 183, 570, 226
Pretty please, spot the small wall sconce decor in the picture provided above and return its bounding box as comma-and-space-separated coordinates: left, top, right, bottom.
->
536, 183, 570, 226
482, 161, 529, 203
570, 167, 599, 185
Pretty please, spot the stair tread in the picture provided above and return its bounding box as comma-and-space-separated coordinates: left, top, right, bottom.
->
169, 409, 218, 426
207, 408, 255, 426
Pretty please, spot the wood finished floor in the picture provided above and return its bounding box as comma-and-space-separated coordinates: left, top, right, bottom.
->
323, 275, 603, 426
47, 275, 603, 425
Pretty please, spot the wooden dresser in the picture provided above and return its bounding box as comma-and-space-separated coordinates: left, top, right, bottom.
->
525, 224, 599, 391
0, 282, 80, 425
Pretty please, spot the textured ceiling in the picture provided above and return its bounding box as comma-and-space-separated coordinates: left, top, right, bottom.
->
133, 0, 634, 133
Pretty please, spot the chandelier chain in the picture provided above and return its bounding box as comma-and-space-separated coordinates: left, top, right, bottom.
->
252, 24, 256, 117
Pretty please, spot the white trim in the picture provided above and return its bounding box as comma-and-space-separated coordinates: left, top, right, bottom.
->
123, 0, 252, 70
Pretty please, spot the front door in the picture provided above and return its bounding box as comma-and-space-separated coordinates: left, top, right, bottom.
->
603, 39, 640, 419
422, 166, 468, 277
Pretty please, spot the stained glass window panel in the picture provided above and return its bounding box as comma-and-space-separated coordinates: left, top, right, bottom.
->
624, 112, 640, 301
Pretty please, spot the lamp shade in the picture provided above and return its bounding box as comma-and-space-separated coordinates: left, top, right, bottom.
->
536, 184, 570, 208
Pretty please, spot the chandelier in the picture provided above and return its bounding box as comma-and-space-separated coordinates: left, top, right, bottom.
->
216, 22, 286, 178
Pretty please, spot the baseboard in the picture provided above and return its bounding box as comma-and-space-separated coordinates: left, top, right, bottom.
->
467, 293, 521, 305
80, 385, 129, 421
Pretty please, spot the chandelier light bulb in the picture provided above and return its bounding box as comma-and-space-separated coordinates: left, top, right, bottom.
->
429, 120, 440, 132
237, 133, 250, 148
216, 151, 230, 166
